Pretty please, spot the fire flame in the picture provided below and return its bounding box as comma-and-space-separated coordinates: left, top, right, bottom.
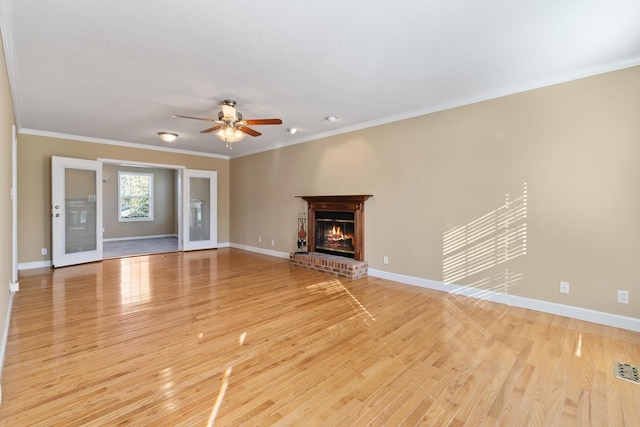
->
328, 225, 353, 242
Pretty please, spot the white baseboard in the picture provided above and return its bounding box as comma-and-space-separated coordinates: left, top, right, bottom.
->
230, 243, 290, 259
19, 246, 636, 331
0, 290, 15, 380
9, 282, 18, 293
18, 260, 51, 271
368, 268, 640, 332
19, 241, 229, 270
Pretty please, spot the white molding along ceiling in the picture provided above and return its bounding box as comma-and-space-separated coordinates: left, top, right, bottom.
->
1, 0, 639, 158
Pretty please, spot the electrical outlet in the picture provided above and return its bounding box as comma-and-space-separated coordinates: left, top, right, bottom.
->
560, 281, 570, 294
383, 256, 389, 265
271, 240, 275, 246
258, 236, 262, 243
41, 248, 47, 255
617, 290, 629, 304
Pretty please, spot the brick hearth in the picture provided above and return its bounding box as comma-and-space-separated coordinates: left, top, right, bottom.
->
290, 252, 368, 279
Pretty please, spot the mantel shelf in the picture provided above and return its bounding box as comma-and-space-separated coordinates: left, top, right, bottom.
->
296, 195, 372, 204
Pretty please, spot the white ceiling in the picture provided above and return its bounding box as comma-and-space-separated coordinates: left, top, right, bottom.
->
1, 1, 639, 158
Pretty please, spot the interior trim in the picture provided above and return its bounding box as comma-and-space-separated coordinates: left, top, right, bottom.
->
18, 261, 52, 270
19, 128, 230, 160
0, 291, 15, 379
229, 243, 289, 259
11, 125, 17, 284
368, 268, 640, 333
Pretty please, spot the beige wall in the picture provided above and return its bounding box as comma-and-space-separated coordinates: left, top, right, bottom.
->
231, 66, 640, 318
0, 31, 16, 369
18, 134, 230, 263
102, 164, 176, 239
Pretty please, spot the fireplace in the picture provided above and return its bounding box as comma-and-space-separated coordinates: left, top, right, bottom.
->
315, 211, 355, 257
298, 195, 372, 261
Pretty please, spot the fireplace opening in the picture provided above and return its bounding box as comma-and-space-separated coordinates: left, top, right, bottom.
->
297, 195, 371, 261
315, 211, 355, 258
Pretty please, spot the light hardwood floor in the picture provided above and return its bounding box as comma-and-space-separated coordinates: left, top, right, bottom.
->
1, 248, 639, 425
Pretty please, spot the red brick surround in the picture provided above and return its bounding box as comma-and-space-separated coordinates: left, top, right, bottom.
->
290, 252, 368, 279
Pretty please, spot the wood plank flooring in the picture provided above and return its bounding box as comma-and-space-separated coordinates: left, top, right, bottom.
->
1, 248, 639, 425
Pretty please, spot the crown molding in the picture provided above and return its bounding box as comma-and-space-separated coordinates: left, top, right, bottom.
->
19, 128, 230, 160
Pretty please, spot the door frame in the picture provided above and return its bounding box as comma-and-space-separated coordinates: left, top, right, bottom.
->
11, 125, 18, 285
98, 158, 186, 253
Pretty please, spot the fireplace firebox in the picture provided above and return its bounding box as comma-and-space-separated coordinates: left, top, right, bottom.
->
315, 211, 356, 257
297, 195, 372, 261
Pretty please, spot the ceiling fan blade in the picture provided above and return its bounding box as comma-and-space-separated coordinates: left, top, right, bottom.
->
173, 114, 218, 122
239, 126, 261, 137
244, 119, 283, 125
200, 124, 223, 134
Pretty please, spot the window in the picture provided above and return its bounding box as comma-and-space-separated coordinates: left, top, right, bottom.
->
118, 171, 153, 221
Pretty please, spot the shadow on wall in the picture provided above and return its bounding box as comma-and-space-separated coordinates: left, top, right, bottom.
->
442, 183, 528, 297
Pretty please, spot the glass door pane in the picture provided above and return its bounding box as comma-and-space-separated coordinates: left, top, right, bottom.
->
65, 168, 98, 253
189, 177, 210, 242
183, 169, 217, 251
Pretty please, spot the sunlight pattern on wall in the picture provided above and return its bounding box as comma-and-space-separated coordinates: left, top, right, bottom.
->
443, 183, 527, 285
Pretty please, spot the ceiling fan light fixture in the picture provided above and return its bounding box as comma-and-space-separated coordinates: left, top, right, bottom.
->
174, 99, 281, 150
215, 125, 246, 149
157, 132, 178, 142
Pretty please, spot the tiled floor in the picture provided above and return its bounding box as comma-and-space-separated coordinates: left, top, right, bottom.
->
103, 236, 178, 258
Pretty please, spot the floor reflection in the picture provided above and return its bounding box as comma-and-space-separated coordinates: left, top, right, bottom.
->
207, 331, 247, 426
307, 279, 376, 323
119, 257, 151, 309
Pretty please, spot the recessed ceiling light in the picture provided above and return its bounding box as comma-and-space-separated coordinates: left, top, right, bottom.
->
325, 116, 338, 122
287, 128, 299, 135
157, 132, 178, 142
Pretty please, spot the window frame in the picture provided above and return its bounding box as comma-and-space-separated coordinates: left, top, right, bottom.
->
118, 171, 154, 222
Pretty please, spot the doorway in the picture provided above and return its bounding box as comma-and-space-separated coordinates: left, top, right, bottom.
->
51, 156, 218, 267
101, 162, 180, 259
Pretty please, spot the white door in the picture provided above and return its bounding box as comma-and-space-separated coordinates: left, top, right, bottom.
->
52, 156, 103, 267
183, 169, 217, 251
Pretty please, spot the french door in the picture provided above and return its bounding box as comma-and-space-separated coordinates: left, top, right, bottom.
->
183, 169, 217, 251
51, 156, 103, 267
51, 159, 216, 265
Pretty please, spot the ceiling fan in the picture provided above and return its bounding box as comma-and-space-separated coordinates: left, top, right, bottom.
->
173, 99, 283, 149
